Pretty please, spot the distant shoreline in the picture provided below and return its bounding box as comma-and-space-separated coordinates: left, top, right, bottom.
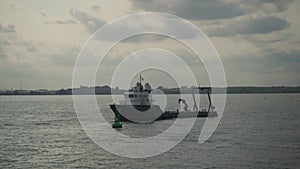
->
1, 93, 300, 96
1, 86, 300, 95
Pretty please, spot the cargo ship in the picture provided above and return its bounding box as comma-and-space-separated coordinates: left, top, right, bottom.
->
110, 75, 217, 128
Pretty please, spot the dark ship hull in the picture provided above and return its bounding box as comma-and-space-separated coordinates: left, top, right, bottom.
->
110, 104, 217, 123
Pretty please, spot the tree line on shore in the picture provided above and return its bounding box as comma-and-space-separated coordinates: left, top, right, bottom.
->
1, 85, 300, 95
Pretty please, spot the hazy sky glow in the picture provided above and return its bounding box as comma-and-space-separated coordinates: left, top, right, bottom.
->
0, 0, 299, 89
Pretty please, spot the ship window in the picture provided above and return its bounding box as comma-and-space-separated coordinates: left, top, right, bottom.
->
129, 94, 134, 98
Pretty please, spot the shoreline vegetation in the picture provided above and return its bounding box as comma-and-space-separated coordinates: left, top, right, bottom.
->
1, 85, 300, 95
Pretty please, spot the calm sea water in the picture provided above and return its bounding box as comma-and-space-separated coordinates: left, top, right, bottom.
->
0, 94, 299, 168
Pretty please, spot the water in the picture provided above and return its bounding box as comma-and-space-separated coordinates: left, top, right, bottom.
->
0, 94, 299, 168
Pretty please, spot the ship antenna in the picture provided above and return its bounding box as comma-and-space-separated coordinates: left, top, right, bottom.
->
139, 74, 142, 92
140, 74, 142, 86
139, 74, 144, 92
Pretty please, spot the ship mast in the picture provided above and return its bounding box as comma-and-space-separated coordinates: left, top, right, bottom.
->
140, 74, 142, 86
139, 74, 143, 92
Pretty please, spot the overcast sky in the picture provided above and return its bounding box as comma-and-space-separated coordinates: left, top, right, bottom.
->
0, 0, 299, 89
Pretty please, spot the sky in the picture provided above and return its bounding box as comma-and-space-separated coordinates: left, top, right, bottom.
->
0, 0, 299, 90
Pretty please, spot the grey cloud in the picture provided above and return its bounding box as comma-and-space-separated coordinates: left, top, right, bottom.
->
130, 0, 293, 20
250, 0, 293, 12
7, 39, 38, 52
56, 20, 76, 24
173, 0, 246, 20
130, 0, 247, 20
94, 15, 199, 42
224, 50, 300, 74
0, 40, 10, 46
92, 4, 101, 13
0, 44, 77, 89
9, 4, 17, 13
119, 34, 167, 43
0, 47, 8, 59
0, 60, 69, 90
174, 48, 200, 66
47, 47, 79, 66
15, 41, 30, 46
209, 16, 290, 37
0, 23, 16, 33
45, 19, 76, 24
40, 11, 47, 17
69, 8, 105, 33
243, 35, 289, 45
266, 50, 300, 64
0, 62, 42, 80
26, 46, 37, 52
268, 0, 293, 12
126, 24, 198, 42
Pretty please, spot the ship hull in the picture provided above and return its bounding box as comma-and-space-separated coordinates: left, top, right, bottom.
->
110, 104, 163, 123
110, 104, 217, 123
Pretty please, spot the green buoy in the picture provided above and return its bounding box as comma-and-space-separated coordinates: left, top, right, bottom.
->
112, 122, 122, 128
112, 104, 122, 128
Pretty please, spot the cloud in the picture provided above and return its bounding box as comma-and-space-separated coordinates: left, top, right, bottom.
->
0, 59, 72, 89
249, 0, 293, 12
26, 46, 37, 52
47, 47, 78, 66
40, 11, 47, 17
44, 19, 76, 24
0, 23, 16, 33
69, 8, 105, 33
0, 46, 8, 59
266, 50, 300, 64
92, 4, 102, 13
224, 49, 300, 74
174, 48, 200, 66
0, 40, 10, 46
0, 35, 39, 55
130, 0, 247, 20
9, 4, 17, 13
208, 16, 290, 37
219, 47, 300, 85
102, 33, 168, 44
14, 40, 38, 52
94, 14, 199, 42
129, 0, 293, 20
0, 0, 297, 88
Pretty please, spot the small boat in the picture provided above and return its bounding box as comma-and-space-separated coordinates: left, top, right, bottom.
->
110, 75, 217, 126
